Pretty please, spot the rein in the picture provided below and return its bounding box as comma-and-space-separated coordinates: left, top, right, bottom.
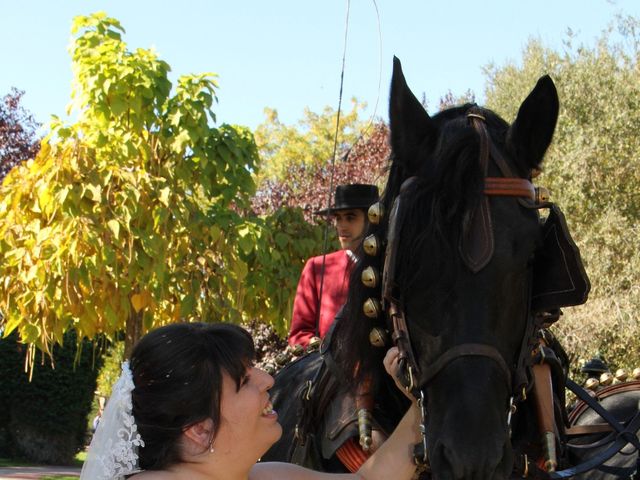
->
314, 0, 353, 338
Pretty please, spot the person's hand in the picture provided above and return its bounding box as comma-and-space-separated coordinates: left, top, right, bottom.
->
383, 347, 414, 401
383, 346, 400, 377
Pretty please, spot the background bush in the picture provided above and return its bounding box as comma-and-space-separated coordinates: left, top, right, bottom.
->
0, 331, 102, 464
484, 16, 640, 376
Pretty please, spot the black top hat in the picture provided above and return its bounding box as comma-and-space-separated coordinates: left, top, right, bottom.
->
581, 356, 609, 376
315, 184, 379, 215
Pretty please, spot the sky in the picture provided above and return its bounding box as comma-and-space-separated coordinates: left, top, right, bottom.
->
1, 0, 639, 132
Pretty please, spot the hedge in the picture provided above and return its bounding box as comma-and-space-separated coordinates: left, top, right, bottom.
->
0, 330, 102, 464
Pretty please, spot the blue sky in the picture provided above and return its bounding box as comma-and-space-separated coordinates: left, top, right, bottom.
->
2, 1, 639, 131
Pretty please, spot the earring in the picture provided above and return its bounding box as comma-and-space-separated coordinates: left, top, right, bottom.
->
209, 442, 215, 453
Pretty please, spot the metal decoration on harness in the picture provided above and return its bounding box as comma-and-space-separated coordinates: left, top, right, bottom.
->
531, 338, 559, 473
355, 377, 375, 452
363, 234, 380, 256
361, 266, 379, 288
368, 202, 384, 225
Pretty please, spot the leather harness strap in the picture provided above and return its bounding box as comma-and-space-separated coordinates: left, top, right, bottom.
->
419, 343, 512, 389
388, 302, 420, 391
462, 110, 494, 273
565, 423, 617, 436
548, 378, 640, 479
484, 177, 536, 201
568, 380, 640, 424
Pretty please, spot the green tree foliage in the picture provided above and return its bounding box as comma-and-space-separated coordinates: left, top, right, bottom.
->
483, 15, 640, 372
254, 99, 369, 184
0, 330, 101, 464
0, 13, 313, 360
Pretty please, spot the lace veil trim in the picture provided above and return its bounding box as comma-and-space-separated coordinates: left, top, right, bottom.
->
80, 361, 144, 480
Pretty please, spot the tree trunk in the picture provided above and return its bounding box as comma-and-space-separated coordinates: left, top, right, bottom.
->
124, 309, 143, 360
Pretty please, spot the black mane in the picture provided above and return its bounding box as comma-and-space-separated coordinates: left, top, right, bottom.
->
332, 104, 510, 392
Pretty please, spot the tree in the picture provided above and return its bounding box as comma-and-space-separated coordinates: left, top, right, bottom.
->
483, 15, 640, 371
438, 89, 476, 110
254, 99, 371, 185
253, 122, 390, 222
0, 88, 40, 182
252, 88, 483, 222
249, 108, 392, 336
248, 104, 392, 338
0, 13, 310, 362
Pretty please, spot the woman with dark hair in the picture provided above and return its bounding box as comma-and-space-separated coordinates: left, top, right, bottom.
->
81, 322, 419, 480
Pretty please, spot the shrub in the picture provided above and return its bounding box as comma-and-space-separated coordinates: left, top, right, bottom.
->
483, 18, 640, 378
0, 331, 102, 464
554, 294, 640, 379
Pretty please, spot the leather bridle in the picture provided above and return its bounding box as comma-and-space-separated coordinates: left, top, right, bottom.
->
381, 107, 547, 465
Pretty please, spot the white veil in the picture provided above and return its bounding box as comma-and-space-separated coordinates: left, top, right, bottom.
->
80, 361, 144, 480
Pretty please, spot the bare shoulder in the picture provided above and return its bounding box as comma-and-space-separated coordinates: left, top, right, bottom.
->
129, 470, 174, 479
250, 461, 353, 480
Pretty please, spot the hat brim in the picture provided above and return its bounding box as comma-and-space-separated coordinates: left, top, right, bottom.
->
313, 204, 372, 215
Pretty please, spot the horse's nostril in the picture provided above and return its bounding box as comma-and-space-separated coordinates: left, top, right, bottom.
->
431, 436, 511, 480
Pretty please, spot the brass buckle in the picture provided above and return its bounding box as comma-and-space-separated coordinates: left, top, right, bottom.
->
406, 364, 416, 392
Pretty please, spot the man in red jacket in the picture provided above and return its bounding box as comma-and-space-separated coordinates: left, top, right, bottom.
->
288, 184, 379, 347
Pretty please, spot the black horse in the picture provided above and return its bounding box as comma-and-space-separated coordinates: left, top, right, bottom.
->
334, 56, 560, 479
263, 58, 639, 479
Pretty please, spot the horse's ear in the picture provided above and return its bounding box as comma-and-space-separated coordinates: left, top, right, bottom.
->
507, 75, 559, 171
389, 56, 435, 173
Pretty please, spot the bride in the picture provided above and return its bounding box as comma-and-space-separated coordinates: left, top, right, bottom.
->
81, 322, 419, 480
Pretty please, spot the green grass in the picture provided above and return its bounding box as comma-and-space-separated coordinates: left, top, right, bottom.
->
0, 457, 31, 467
0, 450, 85, 470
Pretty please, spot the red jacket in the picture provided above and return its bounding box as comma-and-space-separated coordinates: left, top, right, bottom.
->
288, 250, 354, 347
